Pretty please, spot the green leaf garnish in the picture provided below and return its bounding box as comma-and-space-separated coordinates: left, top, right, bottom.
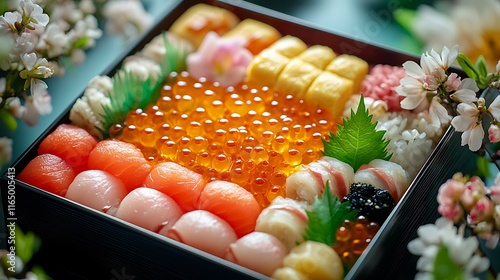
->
322, 94, 391, 171
0, 108, 18, 131
433, 245, 464, 280
303, 181, 358, 246
98, 32, 188, 138
457, 53, 479, 81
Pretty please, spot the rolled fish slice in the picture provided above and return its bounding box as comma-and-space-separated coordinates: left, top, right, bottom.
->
65, 170, 127, 215
354, 159, 410, 202
225, 232, 288, 277
255, 197, 309, 251
286, 156, 354, 204
114, 187, 183, 235
165, 210, 237, 258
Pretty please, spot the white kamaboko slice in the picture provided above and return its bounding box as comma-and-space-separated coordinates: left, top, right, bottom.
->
255, 197, 309, 251
225, 232, 287, 276
65, 169, 127, 215
286, 156, 354, 204
354, 159, 410, 202
281, 241, 344, 280
165, 210, 237, 258
114, 187, 183, 234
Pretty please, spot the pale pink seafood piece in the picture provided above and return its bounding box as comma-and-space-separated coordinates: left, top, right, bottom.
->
65, 169, 127, 215
225, 231, 287, 276
165, 210, 237, 258
114, 187, 183, 234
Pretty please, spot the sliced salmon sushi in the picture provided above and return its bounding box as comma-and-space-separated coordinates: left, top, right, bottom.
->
38, 124, 98, 172
114, 187, 183, 234
165, 210, 237, 258
18, 154, 77, 196
65, 170, 128, 215
87, 139, 151, 191
197, 180, 261, 237
144, 161, 205, 212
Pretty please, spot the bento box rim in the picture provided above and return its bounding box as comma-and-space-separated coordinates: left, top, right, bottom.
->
1, 0, 466, 278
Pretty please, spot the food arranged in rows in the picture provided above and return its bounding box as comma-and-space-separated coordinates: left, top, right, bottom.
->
16, 3, 447, 279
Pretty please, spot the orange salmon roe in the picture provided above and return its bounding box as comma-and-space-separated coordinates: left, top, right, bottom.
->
113, 71, 339, 207
333, 216, 380, 269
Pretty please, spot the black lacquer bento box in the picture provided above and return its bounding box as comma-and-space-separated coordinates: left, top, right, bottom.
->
0, 0, 481, 279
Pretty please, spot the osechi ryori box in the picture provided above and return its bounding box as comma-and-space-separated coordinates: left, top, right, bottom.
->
1, 0, 480, 279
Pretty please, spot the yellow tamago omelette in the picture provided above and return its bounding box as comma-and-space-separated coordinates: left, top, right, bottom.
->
305, 71, 354, 119
297, 45, 337, 70
275, 58, 322, 99
325, 54, 368, 94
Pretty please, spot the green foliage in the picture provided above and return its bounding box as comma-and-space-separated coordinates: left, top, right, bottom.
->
0, 109, 17, 131
303, 182, 358, 246
433, 245, 464, 280
323, 95, 391, 171
98, 32, 188, 138
457, 53, 496, 89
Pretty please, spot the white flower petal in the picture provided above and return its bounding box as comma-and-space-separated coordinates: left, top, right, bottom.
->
460, 78, 479, 92
403, 61, 425, 79
21, 52, 37, 70
446, 46, 459, 69
451, 89, 478, 104
408, 239, 427, 255
469, 124, 485, 151
401, 94, 426, 110
461, 129, 471, 147
488, 95, 500, 120
429, 98, 451, 126
456, 102, 479, 117
451, 115, 476, 132
452, 237, 478, 266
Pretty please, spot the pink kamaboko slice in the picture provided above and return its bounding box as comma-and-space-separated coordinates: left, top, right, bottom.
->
114, 187, 183, 234
354, 159, 410, 202
286, 156, 354, 204
255, 197, 310, 252
165, 210, 237, 258
65, 170, 128, 215
225, 231, 288, 276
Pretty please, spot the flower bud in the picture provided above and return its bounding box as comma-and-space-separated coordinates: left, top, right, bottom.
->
438, 202, 463, 223
488, 124, 500, 143
468, 197, 494, 224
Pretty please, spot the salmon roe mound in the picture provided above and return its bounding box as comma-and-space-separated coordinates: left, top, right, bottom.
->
112, 71, 339, 207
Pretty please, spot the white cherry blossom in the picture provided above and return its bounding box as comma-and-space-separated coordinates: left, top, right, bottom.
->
19, 0, 49, 29
450, 78, 479, 104
451, 100, 485, 152
429, 45, 459, 71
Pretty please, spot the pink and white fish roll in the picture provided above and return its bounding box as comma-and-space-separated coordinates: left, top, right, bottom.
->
114, 187, 183, 235
354, 159, 410, 202
65, 169, 128, 215
225, 232, 288, 276
255, 197, 310, 251
286, 156, 354, 204
165, 210, 237, 258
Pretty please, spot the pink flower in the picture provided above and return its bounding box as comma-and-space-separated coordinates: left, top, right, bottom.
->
460, 176, 487, 211
438, 202, 464, 223
187, 31, 253, 87
468, 197, 494, 224
489, 186, 500, 204
437, 178, 466, 205
488, 124, 500, 143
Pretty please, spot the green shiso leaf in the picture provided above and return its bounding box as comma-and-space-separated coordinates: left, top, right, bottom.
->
98, 32, 188, 138
322, 94, 391, 172
433, 245, 465, 280
303, 182, 358, 246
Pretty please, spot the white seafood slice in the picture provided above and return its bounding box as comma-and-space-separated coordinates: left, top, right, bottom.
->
165, 210, 237, 258
354, 159, 410, 202
286, 156, 354, 203
225, 232, 287, 276
255, 197, 309, 251
65, 169, 127, 215
114, 187, 183, 234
